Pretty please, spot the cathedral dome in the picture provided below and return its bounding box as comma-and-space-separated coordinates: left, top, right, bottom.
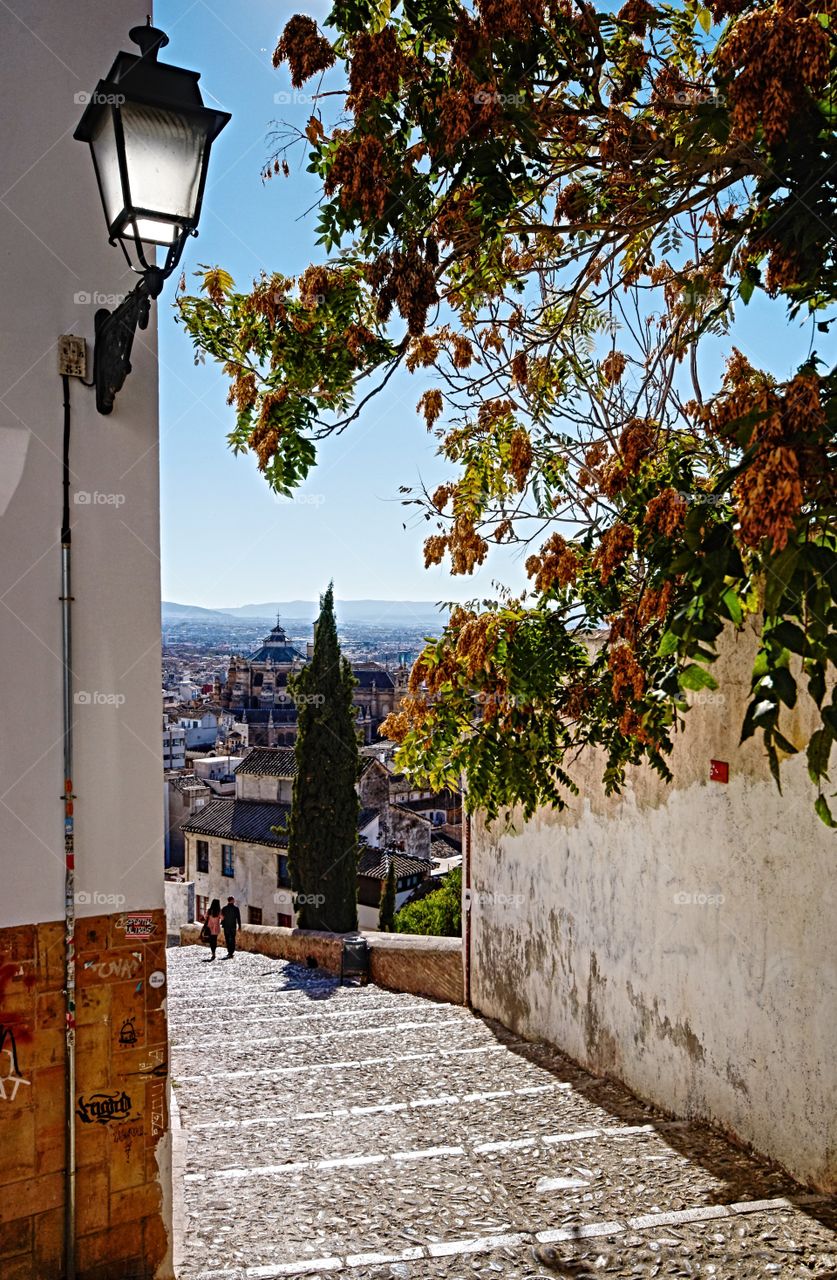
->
249, 615, 305, 665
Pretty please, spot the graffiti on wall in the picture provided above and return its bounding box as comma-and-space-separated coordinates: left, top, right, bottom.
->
112, 1119, 145, 1158
125, 1046, 167, 1081
115, 913, 157, 941
118, 1017, 138, 1046
76, 1091, 138, 1125
0, 1024, 30, 1101
84, 951, 143, 982
149, 1079, 166, 1137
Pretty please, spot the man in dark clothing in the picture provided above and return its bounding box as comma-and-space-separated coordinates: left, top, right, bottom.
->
220, 896, 241, 958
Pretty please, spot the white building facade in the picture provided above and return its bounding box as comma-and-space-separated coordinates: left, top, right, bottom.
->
0, 2, 229, 1273
162, 720, 187, 770
183, 748, 295, 926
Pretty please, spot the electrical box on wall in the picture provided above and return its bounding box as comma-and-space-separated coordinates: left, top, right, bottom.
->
58, 335, 87, 379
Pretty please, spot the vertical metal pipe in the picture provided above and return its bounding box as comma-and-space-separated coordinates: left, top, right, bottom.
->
463, 794, 472, 1009
60, 373, 76, 1280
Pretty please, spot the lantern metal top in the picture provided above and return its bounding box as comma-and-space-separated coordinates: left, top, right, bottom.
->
73, 22, 230, 278
74, 23, 221, 140
128, 21, 169, 59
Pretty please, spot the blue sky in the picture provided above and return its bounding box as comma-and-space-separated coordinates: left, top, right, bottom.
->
155, 0, 820, 610
156, 0, 516, 609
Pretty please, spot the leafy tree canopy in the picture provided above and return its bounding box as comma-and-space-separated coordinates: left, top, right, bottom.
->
179, 0, 837, 825
395, 867, 463, 936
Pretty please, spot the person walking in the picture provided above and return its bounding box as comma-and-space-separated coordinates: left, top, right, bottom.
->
220, 895, 241, 958
201, 899, 222, 961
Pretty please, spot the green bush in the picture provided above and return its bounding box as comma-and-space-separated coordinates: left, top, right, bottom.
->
395, 867, 461, 938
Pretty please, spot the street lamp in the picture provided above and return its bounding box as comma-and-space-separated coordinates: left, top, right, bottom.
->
74, 21, 230, 413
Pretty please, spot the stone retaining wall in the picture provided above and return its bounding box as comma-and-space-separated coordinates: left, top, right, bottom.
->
179, 924, 464, 1005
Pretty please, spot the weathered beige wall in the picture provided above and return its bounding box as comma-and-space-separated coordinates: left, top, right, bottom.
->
469, 622, 836, 1191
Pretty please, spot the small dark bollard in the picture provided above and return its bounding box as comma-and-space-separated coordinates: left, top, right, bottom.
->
340, 937, 369, 986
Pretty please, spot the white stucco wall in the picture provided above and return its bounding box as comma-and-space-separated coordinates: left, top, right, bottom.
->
182, 723, 219, 750
237, 773, 293, 803
164, 879, 195, 938
0, 0, 163, 926
186, 834, 285, 924
358, 903, 380, 931
470, 623, 836, 1191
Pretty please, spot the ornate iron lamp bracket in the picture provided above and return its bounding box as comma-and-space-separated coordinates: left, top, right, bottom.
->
93, 277, 158, 416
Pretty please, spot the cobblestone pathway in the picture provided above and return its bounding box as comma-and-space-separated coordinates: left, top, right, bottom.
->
167, 949, 836, 1279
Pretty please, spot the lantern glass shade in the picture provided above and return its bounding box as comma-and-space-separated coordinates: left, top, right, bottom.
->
90, 102, 214, 249
88, 110, 123, 236
74, 25, 230, 415
75, 25, 230, 276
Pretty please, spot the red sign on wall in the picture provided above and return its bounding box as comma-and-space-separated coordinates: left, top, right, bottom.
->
709, 759, 729, 783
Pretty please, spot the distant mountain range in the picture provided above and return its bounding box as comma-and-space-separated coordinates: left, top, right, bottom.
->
162, 599, 449, 625
162, 602, 236, 622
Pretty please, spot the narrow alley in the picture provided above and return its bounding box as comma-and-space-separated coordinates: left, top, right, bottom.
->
168, 949, 836, 1279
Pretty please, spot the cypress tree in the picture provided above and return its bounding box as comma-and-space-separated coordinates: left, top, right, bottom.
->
379, 857, 396, 932
287, 583, 359, 932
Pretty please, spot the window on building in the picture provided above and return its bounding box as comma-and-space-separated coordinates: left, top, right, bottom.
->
277, 854, 290, 888
248, 906, 263, 925
196, 840, 209, 874
221, 844, 234, 877
195, 894, 208, 922
277, 913, 293, 928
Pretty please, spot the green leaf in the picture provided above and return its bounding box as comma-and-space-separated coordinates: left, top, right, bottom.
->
738, 273, 755, 305
764, 546, 801, 616
721, 586, 743, 625
658, 630, 680, 657
808, 663, 826, 707
752, 649, 770, 681
740, 701, 758, 743
201, 267, 235, 296
752, 698, 778, 727
762, 667, 796, 709
678, 664, 719, 692
769, 620, 806, 654
772, 729, 798, 756
815, 794, 836, 827
822, 705, 837, 736
696, 6, 712, 31
807, 727, 833, 783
